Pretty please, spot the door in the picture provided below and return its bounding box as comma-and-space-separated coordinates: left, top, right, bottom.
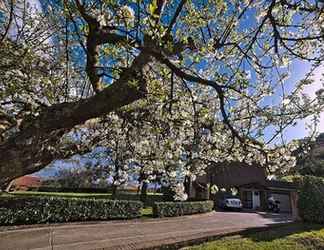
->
242, 190, 253, 209
252, 191, 260, 209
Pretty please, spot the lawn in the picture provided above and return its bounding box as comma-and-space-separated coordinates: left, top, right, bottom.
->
141, 207, 153, 218
184, 223, 324, 250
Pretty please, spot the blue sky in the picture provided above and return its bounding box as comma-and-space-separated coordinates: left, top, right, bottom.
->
234, 2, 323, 142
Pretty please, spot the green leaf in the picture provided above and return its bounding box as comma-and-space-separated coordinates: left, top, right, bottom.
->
148, 0, 158, 17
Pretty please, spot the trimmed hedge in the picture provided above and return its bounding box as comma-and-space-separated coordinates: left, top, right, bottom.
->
153, 200, 214, 218
297, 175, 324, 224
0, 196, 143, 226
12, 191, 164, 207
36, 186, 114, 193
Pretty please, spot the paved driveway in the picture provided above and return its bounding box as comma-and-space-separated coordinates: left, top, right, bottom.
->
0, 211, 292, 250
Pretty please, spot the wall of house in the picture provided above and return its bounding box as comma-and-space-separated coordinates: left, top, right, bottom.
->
240, 188, 267, 210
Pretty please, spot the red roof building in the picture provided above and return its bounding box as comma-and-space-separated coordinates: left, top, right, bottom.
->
11, 175, 42, 191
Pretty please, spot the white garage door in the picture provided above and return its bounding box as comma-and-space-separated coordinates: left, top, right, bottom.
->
271, 193, 291, 213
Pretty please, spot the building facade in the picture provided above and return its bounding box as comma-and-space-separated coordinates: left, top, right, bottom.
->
190, 162, 299, 219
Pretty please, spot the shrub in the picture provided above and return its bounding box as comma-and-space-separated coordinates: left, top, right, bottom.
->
297, 175, 324, 224
37, 186, 114, 193
153, 200, 214, 218
12, 191, 163, 207
0, 196, 143, 226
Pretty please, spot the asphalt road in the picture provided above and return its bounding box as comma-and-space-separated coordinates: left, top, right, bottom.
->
0, 211, 292, 250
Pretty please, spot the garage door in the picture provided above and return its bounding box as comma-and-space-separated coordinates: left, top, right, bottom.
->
271, 193, 291, 213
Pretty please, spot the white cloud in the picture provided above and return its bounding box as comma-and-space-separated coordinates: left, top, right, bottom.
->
302, 65, 324, 132
282, 64, 324, 142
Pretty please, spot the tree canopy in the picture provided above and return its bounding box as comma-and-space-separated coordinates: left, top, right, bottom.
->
0, 0, 323, 189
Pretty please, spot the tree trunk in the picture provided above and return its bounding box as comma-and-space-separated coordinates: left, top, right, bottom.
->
0, 51, 152, 187
184, 176, 191, 198
137, 184, 141, 195
111, 185, 118, 199
140, 181, 148, 205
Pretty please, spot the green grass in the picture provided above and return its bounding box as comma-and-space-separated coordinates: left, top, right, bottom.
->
141, 207, 153, 218
185, 223, 324, 250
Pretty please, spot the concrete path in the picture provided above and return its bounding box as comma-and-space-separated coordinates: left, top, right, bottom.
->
0, 211, 292, 250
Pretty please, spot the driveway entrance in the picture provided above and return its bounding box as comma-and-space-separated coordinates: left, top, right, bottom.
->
0, 211, 292, 250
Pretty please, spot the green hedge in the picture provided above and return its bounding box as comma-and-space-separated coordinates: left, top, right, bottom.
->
11, 191, 163, 207
36, 186, 114, 193
0, 196, 143, 226
153, 200, 214, 218
297, 175, 324, 224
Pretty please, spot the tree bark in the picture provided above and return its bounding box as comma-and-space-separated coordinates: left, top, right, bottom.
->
0, 51, 152, 187
184, 176, 191, 198
140, 181, 148, 205
111, 185, 118, 199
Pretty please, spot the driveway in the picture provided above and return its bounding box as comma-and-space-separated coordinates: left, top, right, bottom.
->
0, 211, 292, 250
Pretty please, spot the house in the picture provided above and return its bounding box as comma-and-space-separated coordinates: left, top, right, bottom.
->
9, 175, 42, 191
189, 162, 299, 219
239, 180, 297, 212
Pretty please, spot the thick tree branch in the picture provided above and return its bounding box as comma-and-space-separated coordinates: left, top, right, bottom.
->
166, 0, 187, 35
151, 50, 266, 150
74, 0, 137, 94
0, 0, 14, 45
150, 50, 223, 92
0, 50, 152, 187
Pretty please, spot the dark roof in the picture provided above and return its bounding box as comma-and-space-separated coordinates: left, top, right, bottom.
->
239, 182, 267, 189
265, 180, 297, 190
195, 161, 297, 191
198, 162, 267, 188
238, 180, 297, 191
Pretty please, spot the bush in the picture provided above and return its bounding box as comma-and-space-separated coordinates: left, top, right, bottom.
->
0, 196, 143, 226
153, 200, 214, 218
12, 191, 164, 207
297, 175, 324, 224
37, 186, 114, 193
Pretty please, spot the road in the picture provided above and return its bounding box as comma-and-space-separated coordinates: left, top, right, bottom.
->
0, 211, 292, 250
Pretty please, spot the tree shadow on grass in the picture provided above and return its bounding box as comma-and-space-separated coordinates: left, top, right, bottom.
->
143, 223, 324, 250
240, 223, 324, 242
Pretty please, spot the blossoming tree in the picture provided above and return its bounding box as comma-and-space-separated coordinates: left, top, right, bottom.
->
0, 0, 323, 190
